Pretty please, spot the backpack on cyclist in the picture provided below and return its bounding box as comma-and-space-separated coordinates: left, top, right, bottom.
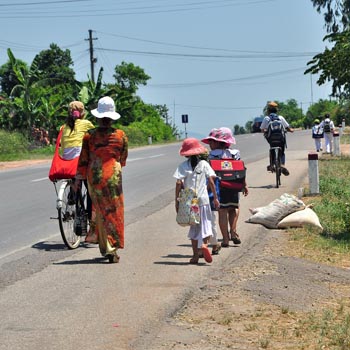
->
323, 119, 331, 133
265, 113, 286, 147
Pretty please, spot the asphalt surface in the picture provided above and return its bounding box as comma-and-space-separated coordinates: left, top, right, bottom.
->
0, 145, 313, 350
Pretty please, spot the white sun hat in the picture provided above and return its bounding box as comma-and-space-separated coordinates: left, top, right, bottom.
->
91, 96, 121, 120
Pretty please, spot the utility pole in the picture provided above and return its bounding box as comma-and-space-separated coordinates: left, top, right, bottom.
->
85, 29, 98, 83
310, 74, 314, 105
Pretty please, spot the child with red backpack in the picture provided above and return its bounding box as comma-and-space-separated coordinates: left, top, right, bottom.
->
202, 127, 248, 248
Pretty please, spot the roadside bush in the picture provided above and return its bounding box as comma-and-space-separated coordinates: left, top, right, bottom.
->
316, 157, 350, 238
0, 130, 29, 160
119, 125, 148, 146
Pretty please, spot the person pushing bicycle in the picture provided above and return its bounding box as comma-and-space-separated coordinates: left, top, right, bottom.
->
260, 101, 294, 176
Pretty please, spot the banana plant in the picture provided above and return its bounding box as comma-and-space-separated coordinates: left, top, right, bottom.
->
7, 48, 41, 137
78, 67, 116, 116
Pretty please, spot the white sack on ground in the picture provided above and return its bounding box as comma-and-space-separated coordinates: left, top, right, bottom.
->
247, 193, 306, 229
277, 207, 323, 231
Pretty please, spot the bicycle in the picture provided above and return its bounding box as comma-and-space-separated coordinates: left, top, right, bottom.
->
268, 146, 282, 188
51, 179, 89, 249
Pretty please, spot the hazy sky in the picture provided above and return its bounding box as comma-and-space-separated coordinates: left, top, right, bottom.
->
1, 0, 332, 138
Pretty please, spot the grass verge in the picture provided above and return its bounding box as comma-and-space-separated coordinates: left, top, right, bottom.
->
266, 154, 350, 349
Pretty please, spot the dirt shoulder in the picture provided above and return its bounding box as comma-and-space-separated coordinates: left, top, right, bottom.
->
143, 226, 350, 350
0, 159, 50, 171
139, 146, 350, 350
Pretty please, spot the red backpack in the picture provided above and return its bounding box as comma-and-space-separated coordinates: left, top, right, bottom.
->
209, 159, 246, 191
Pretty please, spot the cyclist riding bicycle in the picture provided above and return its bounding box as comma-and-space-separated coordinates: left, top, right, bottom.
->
260, 101, 294, 176
61, 101, 95, 237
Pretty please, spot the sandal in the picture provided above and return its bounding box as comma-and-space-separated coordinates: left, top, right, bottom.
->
189, 257, 199, 264
201, 246, 212, 263
212, 244, 222, 255
106, 254, 120, 263
230, 231, 241, 245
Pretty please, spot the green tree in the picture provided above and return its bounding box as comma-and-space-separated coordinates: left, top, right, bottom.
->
111, 62, 151, 125
278, 99, 304, 127
305, 31, 350, 98
0, 59, 28, 96
306, 1, 350, 98
152, 104, 171, 125
305, 99, 339, 127
7, 48, 42, 135
245, 120, 253, 133
310, 0, 350, 33
78, 67, 116, 114
233, 124, 240, 135
113, 61, 150, 94
34, 43, 76, 85
263, 99, 304, 127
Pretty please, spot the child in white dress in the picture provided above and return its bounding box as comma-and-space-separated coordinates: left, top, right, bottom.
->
174, 138, 220, 264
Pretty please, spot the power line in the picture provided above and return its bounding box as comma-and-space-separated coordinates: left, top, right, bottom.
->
96, 47, 317, 59
148, 68, 305, 88
0, 0, 91, 6
96, 30, 314, 56
0, 0, 279, 18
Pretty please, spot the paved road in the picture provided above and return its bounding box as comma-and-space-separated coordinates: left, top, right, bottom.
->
0, 131, 315, 350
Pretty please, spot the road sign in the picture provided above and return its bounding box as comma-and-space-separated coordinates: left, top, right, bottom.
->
181, 114, 188, 123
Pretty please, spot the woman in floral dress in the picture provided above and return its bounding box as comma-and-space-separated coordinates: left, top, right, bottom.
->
76, 96, 128, 263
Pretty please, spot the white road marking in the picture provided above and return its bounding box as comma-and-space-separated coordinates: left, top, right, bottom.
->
127, 154, 164, 162
31, 177, 49, 182
30, 154, 165, 182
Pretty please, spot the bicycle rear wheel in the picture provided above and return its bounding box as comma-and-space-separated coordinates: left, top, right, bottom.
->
57, 180, 81, 249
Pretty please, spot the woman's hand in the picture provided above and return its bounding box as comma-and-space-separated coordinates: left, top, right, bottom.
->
213, 198, 220, 209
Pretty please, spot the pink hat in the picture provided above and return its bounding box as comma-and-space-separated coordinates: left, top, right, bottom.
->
179, 138, 207, 156
201, 127, 236, 145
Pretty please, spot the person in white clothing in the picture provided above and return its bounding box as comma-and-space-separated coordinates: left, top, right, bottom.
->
320, 114, 335, 153
174, 138, 220, 264
312, 118, 324, 152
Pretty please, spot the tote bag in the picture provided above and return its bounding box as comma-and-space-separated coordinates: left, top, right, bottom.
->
48, 127, 79, 182
176, 188, 200, 227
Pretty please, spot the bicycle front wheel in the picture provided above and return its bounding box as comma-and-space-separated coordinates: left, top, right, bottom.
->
58, 180, 81, 249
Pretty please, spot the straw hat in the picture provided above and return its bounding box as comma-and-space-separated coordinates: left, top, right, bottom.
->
268, 101, 278, 108
69, 101, 85, 117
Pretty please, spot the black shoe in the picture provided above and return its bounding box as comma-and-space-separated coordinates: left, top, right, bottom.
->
212, 244, 222, 255
281, 167, 290, 176
106, 254, 120, 263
